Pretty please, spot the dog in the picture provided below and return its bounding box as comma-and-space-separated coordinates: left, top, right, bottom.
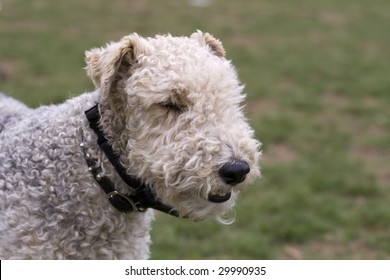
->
0, 31, 261, 259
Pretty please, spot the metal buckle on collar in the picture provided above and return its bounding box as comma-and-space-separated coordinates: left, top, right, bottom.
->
107, 191, 137, 215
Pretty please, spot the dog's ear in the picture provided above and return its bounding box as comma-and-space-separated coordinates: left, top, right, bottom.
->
191, 30, 225, 57
85, 33, 144, 105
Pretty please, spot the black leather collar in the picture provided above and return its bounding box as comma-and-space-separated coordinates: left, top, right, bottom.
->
84, 104, 179, 217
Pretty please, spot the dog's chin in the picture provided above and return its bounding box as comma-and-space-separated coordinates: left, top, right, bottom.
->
168, 191, 238, 223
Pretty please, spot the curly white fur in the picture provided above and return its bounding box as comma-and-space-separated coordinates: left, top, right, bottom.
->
0, 31, 261, 259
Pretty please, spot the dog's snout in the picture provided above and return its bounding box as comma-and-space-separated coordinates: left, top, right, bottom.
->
219, 160, 250, 186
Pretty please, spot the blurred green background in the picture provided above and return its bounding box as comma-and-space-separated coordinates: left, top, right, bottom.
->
1, 0, 389, 259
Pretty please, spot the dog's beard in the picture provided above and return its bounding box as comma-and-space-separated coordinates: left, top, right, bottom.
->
155, 184, 238, 224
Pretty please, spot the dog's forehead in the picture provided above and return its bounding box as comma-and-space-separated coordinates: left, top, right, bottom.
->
144, 35, 219, 65
126, 34, 244, 111
137, 36, 240, 93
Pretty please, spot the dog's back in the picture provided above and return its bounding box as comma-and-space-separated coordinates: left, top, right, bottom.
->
0, 93, 32, 133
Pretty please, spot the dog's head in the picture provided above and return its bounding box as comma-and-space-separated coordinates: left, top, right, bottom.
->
85, 31, 261, 222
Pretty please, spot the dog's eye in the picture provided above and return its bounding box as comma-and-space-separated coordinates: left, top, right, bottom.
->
159, 102, 186, 113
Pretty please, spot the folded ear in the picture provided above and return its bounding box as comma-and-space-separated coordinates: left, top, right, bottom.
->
191, 30, 225, 57
85, 33, 144, 106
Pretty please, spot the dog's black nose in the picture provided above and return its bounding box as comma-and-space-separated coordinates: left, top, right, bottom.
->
219, 160, 250, 186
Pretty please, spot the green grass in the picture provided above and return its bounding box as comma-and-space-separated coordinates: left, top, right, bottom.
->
1, 0, 389, 259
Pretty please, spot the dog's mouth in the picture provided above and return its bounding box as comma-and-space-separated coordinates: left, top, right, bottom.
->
208, 192, 232, 203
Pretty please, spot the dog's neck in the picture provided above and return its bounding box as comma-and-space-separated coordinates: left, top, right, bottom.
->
81, 103, 180, 217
